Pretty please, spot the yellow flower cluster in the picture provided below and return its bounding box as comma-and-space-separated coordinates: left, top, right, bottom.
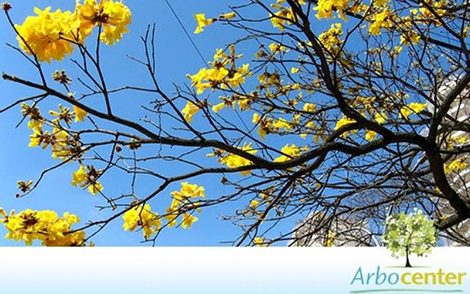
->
444, 158, 468, 174
122, 204, 161, 239
365, 130, 377, 141
270, 4, 295, 31
268, 43, 288, 54
418, 0, 448, 20
72, 164, 104, 195
15, 7, 78, 63
22, 103, 85, 161
274, 144, 307, 163
166, 182, 205, 229
399, 102, 428, 119
375, 112, 387, 124
400, 30, 421, 46
314, 0, 350, 20
0, 208, 86, 246
333, 115, 358, 138
187, 45, 251, 95
318, 23, 344, 51
15, 0, 131, 62
253, 111, 308, 140
335, 115, 356, 130
212, 95, 250, 113
208, 143, 258, 176
369, 8, 395, 36
75, 0, 132, 45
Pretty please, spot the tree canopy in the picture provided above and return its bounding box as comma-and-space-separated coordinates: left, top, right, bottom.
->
383, 209, 438, 267
2, 0, 470, 246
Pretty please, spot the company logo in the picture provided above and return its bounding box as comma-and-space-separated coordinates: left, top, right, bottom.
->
349, 210, 467, 293
350, 266, 467, 293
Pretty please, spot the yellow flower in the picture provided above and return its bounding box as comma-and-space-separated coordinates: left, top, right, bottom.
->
49, 104, 73, 125
254, 237, 269, 247
181, 213, 198, 229
238, 96, 251, 111
273, 118, 292, 131
249, 200, 260, 210
29, 129, 46, 148
375, 112, 387, 124
88, 182, 103, 195
164, 207, 178, 228
318, 23, 343, 50
73, 105, 88, 122
274, 144, 303, 163
186, 71, 209, 94
252, 113, 261, 124
268, 43, 287, 53
218, 142, 258, 176
365, 130, 377, 141
187, 47, 249, 94
400, 102, 427, 119
72, 165, 87, 187
258, 127, 267, 140
303, 103, 316, 112
194, 13, 215, 34
122, 204, 161, 238
22, 103, 43, 121
369, 8, 394, 36
212, 102, 225, 113
182, 101, 200, 122
15, 7, 78, 63
50, 127, 70, 159
270, 5, 295, 31
75, 0, 132, 45
27, 120, 43, 132
17, 180, 33, 193
52, 70, 72, 85
171, 182, 206, 202
334, 115, 356, 130
27, 126, 68, 159
167, 183, 205, 229
400, 31, 421, 46
444, 158, 467, 174
219, 12, 236, 19
314, 0, 350, 20
71, 165, 103, 195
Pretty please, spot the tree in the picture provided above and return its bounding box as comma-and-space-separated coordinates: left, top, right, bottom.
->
382, 210, 438, 267
2, 0, 470, 246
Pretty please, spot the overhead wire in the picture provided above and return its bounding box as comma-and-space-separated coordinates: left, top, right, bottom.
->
164, 0, 209, 67
164, 0, 252, 135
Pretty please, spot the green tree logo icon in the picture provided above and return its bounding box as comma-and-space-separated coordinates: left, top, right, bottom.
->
382, 210, 438, 268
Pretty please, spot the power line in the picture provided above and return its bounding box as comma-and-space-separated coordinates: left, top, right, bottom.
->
164, 0, 209, 67
164, 0, 251, 135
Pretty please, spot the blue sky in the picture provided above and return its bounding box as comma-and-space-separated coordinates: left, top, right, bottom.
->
0, 0, 306, 246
